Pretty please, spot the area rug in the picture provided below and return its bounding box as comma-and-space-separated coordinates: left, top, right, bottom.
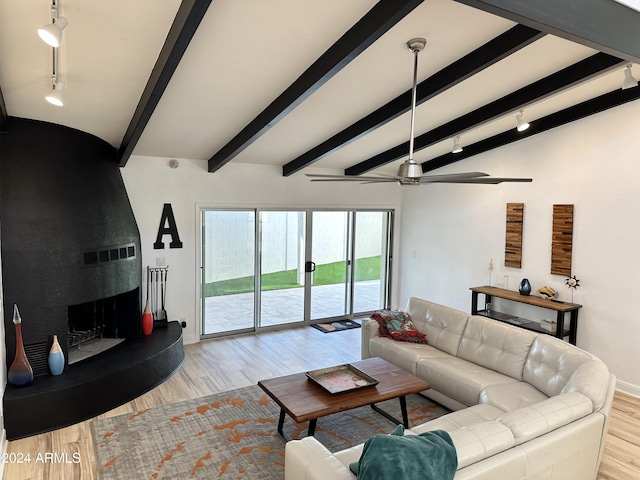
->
91, 384, 448, 479
311, 319, 361, 333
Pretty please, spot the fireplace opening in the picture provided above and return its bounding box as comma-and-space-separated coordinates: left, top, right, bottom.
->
67, 287, 140, 364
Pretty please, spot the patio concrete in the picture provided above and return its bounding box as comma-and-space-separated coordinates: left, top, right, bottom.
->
203, 280, 381, 334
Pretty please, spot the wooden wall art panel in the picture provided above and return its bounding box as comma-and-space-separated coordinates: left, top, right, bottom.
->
505, 203, 524, 268
551, 204, 574, 276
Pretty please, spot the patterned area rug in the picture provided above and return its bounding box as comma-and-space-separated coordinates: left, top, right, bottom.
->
311, 319, 361, 333
91, 384, 448, 479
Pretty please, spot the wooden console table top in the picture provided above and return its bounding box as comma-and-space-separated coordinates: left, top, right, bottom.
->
470, 286, 581, 312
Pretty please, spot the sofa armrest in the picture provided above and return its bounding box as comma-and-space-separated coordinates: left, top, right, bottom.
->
361, 318, 380, 359
285, 437, 355, 480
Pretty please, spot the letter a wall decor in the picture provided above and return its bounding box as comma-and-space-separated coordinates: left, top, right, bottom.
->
505, 203, 524, 268
551, 204, 573, 276
154, 203, 183, 249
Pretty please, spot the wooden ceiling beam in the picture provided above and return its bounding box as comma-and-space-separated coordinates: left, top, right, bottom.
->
282, 24, 544, 176
456, 0, 640, 64
117, 0, 213, 167
422, 86, 640, 171
208, 0, 424, 173
346, 53, 626, 176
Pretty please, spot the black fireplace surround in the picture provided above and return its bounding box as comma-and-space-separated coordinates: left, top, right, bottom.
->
0, 118, 184, 440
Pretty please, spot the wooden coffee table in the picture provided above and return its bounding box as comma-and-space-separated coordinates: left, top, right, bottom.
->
258, 356, 430, 441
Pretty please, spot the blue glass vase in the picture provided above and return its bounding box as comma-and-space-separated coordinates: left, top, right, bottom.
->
48, 334, 65, 376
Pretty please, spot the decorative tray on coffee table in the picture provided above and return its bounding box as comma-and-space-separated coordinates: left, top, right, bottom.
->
305, 364, 379, 394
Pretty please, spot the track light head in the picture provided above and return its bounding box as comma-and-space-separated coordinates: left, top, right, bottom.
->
516, 109, 530, 132
622, 64, 638, 90
452, 136, 463, 153
38, 16, 68, 47
45, 82, 65, 106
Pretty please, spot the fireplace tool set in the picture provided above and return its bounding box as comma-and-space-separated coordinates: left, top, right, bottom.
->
145, 266, 169, 332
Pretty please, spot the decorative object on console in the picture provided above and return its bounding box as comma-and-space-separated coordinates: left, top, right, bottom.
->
566, 275, 580, 303
518, 278, 532, 296
488, 258, 493, 286
48, 334, 65, 376
505, 203, 524, 268
537, 286, 558, 299
8, 304, 34, 387
551, 204, 574, 276
370, 310, 427, 344
539, 319, 557, 333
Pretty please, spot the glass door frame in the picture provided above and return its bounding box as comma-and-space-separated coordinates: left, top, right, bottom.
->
198, 206, 393, 339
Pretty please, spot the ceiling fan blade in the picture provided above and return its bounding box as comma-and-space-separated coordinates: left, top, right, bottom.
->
309, 177, 396, 183
420, 172, 490, 183
427, 177, 533, 184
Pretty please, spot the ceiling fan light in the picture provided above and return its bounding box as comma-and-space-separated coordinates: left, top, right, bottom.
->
38, 16, 68, 47
622, 64, 638, 90
45, 82, 65, 106
452, 136, 463, 153
516, 109, 530, 132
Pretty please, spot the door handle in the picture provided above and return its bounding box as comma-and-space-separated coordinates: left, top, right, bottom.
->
305, 261, 316, 272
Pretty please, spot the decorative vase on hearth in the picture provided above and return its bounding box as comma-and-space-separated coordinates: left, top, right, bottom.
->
48, 334, 65, 376
518, 278, 532, 296
8, 304, 34, 387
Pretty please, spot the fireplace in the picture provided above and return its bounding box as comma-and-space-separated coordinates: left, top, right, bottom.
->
1, 117, 184, 440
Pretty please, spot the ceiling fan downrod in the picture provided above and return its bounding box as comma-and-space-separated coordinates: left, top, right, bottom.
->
399, 37, 427, 179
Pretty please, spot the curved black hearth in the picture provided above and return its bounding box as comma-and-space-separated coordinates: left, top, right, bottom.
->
4, 321, 184, 440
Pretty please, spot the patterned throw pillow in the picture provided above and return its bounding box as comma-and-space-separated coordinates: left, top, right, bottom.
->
370, 310, 427, 344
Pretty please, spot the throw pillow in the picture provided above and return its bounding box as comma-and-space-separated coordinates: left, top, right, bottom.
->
349, 425, 457, 480
370, 310, 427, 344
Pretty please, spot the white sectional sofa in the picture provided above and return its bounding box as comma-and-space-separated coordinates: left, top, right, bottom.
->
285, 297, 615, 480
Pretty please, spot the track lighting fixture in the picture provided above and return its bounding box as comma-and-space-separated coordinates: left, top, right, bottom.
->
516, 109, 530, 132
38, 16, 68, 47
622, 64, 638, 90
46, 82, 64, 106
452, 136, 463, 153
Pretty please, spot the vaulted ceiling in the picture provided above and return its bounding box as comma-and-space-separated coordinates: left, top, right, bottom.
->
1, 0, 639, 178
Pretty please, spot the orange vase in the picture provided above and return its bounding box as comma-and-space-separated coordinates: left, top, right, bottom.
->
8, 305, 34, 387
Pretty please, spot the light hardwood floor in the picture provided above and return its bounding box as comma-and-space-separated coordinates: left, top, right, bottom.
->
3, 325, 640, 480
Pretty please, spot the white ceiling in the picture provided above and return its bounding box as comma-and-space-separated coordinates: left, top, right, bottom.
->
0, 0, 638, 177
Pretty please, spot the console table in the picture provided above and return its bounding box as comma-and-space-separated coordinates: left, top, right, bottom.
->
470, 286, 581, 345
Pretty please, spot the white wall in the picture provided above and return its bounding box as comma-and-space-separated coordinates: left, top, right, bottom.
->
121, 159, 401, 345
397, 99, 640, 396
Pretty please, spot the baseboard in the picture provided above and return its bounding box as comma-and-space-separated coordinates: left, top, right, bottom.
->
616, 379, 640, 398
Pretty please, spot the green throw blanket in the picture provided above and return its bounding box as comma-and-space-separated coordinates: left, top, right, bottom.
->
349, 425, 457, 480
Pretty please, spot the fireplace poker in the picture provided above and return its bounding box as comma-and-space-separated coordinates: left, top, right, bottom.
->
159, 268, 167, 324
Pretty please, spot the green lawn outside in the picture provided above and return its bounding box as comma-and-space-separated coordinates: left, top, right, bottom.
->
204, 255, 381, 297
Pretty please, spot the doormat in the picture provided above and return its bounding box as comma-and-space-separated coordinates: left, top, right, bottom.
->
311, 319, 361, 333
91, 384, 448, 479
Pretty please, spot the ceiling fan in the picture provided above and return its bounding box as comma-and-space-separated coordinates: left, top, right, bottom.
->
306, 38, 532, 187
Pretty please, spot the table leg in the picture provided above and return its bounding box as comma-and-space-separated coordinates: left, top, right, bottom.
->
371, 396, 409, 427
277, 409, 292, 442
307, 419, 317, 436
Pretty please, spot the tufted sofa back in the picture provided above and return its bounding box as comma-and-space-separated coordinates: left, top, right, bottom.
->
457, 316, 537, 381
406, 297, 470, 356
523, 335, 610, 410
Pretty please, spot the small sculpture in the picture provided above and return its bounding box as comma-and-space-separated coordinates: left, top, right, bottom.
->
537, 286, 558, 300
565, 275, 580, 303
518, 278, 532, 296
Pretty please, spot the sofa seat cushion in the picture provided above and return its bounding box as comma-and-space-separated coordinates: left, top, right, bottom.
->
457, 316, 536, 381
416, 356, 518, 407
480, 382, 549, 412
412, 403, 505, 435
369, 337, 451, 376
497, 392, 594, 445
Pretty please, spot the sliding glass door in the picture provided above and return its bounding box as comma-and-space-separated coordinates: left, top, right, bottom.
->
201, 208, 392, 337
